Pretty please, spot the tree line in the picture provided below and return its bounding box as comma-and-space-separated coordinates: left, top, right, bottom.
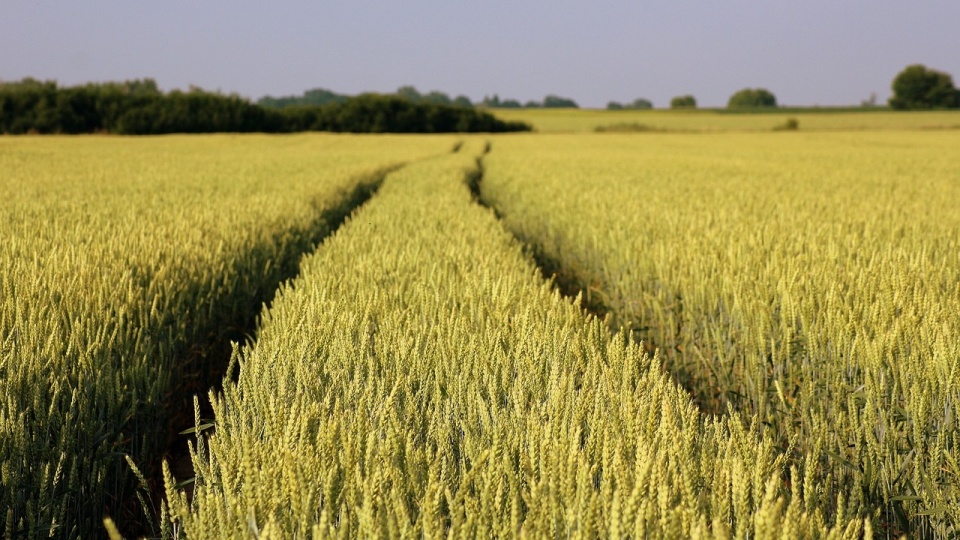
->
480, 94, 579, 109
3, 63, 955, 135
606, 65, 960, 111
258, 86, 476, 109
280, 93, 529, 133
0, 79, 530, 135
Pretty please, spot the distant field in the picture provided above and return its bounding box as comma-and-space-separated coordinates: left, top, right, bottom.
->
488, 107, 960, 132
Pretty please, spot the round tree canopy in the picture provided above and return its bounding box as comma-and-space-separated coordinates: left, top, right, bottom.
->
889, 64, 959, 110
727, 88, 777, 109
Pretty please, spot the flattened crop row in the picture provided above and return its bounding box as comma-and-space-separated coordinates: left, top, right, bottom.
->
0, 134, 454, 538
164, 140, 863, 538
481, 132, 960, 536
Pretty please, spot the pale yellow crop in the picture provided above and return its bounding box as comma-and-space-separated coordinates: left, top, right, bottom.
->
483, 130, 960, 536
165, 139, 863, 538
0, 133, 454, 538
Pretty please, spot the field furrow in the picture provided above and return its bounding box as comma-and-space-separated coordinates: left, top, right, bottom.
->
481, 131, 960, 536
0, 134, 454, 538
164, 140, 862, 538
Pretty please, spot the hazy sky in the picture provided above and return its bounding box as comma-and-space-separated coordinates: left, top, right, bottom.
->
2, 1, 958, 108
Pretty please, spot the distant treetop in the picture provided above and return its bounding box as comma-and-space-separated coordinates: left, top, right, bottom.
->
542, 95, 579, 108
607, 98, 653, 110
670, 95, 697, 109
258, 88, 348, 108
727, 88, 778, 109
481, 94, 578, 109
889, 64, 959, 110
261, 85, 474, 109
394, 86, 473, 107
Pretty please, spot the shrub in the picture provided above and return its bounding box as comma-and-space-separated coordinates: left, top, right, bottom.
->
594, 122, 662, 133
773, 117, 799, 131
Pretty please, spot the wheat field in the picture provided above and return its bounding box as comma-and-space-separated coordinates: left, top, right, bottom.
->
481, 131, 960, 537
161, 141, 862, 538
489, 108, 960, 133
0, 134, 454, 538
2, 122, 957, 539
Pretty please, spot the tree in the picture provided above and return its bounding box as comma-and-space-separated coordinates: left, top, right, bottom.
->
423, 91, 452, 105
258, 88, 347, 108
481, 94, 501, 107
889, 64, 959, 110
609, 98, 652, 110
727, 88, 777, 109
543, 95, 578, 108
481, 95, 522, 108
670, 95, 696, 109
395, 85, 422, 102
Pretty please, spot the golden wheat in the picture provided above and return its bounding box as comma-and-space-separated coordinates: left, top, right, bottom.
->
482, 131, 960, 536
165, 139, 863, 538
0, 133, 454, 537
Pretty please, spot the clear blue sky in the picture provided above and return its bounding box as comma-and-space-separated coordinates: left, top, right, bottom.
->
2, 1, 958, 108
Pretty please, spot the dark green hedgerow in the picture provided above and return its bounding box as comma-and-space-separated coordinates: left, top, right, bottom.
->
0, 79, 530, 135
